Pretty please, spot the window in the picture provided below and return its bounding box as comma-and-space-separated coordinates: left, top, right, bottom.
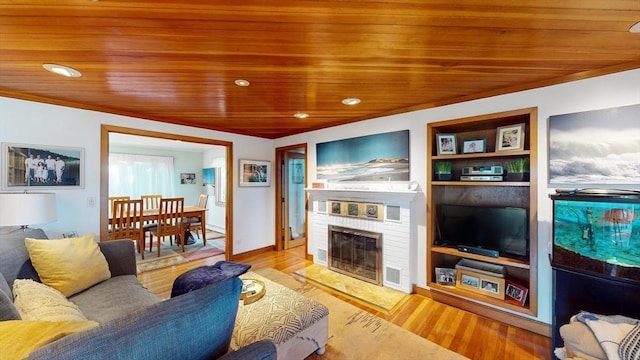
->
109, 153, 175, 198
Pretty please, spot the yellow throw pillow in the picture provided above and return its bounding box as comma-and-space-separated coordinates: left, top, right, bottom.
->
0, 320, 98, 359
25, 234, 111, 297
13, 279, 88, 322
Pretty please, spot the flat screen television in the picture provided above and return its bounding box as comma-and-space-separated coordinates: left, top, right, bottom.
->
550, 191, 640, 283
435, 204, 529, 259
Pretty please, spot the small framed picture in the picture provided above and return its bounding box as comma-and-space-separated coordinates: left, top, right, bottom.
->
62, 231, 79, 238
180, 173, 196, 184
459, 273, 479, 289
462, 138, 486, 154
481, 279, 500, 294
435, 267, 456, 286
436, 134, 457, 155
505, 280, 529, 306
496, 123, 525, 151
239, 159, 271, 187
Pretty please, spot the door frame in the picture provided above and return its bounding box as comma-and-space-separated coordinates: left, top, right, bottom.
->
274, 143, 308, 254
100, 125, 234, 258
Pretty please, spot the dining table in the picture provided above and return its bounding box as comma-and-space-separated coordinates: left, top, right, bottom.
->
110, 205, 207, 246
142, 205, 207, 245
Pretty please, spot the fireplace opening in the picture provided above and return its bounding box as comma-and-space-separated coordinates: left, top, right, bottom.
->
328, 225, 382, 285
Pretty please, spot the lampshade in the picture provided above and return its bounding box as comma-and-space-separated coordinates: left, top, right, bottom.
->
0, 192, 57, 227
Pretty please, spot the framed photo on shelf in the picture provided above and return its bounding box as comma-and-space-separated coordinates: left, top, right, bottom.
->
435, 267, 456, 286
462, 138, 486, 154
457, 272, 479, 289
496, 123, 525, 151
2, 142, 84, 190
505, 280, 529, 306
436, 133, 457, 155
239, 159, 271, 187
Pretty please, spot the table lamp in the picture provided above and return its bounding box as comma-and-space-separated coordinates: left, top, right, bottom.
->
0, 192, 57, 231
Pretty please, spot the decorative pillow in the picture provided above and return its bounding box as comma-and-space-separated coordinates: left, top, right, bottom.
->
25, 234, 111, 297
13, 279, 88, 322
620, 323, 640, 360
0, 320, 98, 359
559, 322, 606, 360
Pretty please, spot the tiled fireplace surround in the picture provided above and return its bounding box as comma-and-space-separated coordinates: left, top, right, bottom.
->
307, 186, 419, 293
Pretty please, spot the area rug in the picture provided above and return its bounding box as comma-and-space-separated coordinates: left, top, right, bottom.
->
135, 236, 225, 273
255, 268, 468, 360
294, 264, 407, 313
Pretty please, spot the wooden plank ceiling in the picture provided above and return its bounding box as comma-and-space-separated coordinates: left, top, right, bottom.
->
1, 1, 639, 139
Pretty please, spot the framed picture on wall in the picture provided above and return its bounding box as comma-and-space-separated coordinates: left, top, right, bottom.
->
1, 142, 84, 190
180, 173, 196, 184
239, 159, 271, 187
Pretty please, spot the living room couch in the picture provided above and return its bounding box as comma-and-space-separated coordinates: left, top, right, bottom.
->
0, 228, 276, 360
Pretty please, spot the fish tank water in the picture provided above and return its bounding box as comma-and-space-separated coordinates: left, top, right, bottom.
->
550, 190, 640, 283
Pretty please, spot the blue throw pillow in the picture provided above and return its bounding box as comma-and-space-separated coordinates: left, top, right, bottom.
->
171, 261, 251, 298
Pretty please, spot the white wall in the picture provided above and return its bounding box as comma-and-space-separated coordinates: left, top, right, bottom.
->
0, 99, 275, 255
2, 69, 638, 324
275, 69, 640, 324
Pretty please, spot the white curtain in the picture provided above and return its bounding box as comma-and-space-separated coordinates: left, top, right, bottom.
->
109, 153, 175, 199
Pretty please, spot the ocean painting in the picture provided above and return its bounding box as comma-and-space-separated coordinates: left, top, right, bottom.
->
316, 130, 409, 181
549, 104, 640, 186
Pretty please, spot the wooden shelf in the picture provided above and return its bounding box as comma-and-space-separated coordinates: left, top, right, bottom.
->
428, 281, 535, 316
432, 150, 530, 161
431, 246, 530, 269
426, 107, 539, 320
432, 181, 529, 187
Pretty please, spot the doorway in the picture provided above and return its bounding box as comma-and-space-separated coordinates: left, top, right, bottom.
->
275, 144, 307, 251
100, 125, 234, 258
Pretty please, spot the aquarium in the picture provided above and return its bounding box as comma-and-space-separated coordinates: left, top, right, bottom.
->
550, 191, 640, 283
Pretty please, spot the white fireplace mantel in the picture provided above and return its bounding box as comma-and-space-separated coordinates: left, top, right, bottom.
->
306, 182, 421, 293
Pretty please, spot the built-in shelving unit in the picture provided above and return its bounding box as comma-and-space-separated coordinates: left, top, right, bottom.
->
426, 107, 538, 319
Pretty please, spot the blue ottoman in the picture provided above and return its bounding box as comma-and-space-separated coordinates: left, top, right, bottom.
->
171, 261, 252, 298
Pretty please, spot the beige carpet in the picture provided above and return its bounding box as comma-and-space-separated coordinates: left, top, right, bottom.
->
256, 268, 469, 360
294, 264, 407, 313
135, 231, 226, 273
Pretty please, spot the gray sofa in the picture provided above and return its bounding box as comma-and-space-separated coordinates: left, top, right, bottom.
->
0, 228, 276, 360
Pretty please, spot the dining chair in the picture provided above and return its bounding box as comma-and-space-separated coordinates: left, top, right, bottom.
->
108, 199, 144, 259
185, 194, 208, 240
140, 194, 162, 250
149, 197, 185, 256
108, 196, 130, 219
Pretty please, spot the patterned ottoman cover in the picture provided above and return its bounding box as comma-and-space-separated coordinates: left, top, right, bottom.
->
231, 272, 329, 360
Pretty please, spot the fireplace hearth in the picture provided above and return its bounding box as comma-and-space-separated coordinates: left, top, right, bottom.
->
328, 225, 382, 285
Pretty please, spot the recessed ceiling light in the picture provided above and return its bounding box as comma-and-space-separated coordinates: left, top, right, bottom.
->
294, 112, 309, 119
342, 97, 361, 106
234, 79, 250, 87
42, 64, 82, 77
630, 21, 640, 33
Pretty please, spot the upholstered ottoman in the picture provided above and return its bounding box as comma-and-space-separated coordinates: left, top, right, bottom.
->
231, 272, 329, 360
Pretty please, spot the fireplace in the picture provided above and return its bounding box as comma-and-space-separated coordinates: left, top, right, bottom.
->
328, 225, 382, 285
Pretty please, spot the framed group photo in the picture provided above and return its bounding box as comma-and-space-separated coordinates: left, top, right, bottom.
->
505, 280, 529, 306
496, 123, 525, 151
239, 159, 271, 187
435, 267, 456, 286
436, 133, 457, 155
2, 142, 84, 190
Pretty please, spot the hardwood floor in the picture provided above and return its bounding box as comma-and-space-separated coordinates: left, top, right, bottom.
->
137, 247, 552, 360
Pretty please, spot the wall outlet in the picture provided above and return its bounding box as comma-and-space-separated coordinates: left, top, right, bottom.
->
87, 197, 96, 208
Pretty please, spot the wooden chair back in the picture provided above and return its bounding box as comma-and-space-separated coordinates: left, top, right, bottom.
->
140, 194, 162, 210
197, 194, 208, 208
154, 197, 185, 255
109, 199, 144, 258
108, 195, 130, 218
